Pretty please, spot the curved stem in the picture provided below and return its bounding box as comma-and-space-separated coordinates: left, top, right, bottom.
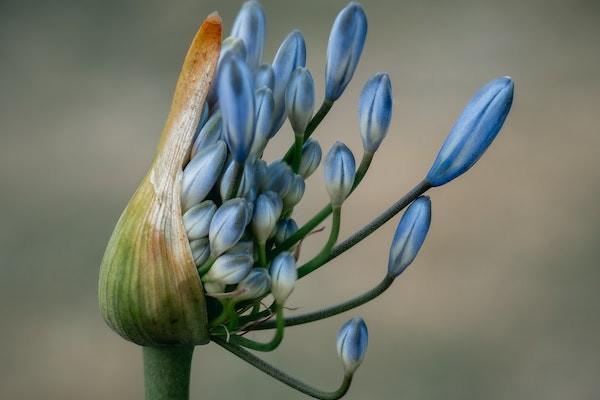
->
251, 275, 394, 331
209, 299, 234, 329
228, 306, 285, 351
297, 206, 341, 279
143, 346, 194, 400
213, 338, 353, 400
283, 100, 334, 162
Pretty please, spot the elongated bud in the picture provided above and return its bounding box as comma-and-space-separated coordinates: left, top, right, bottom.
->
249, 87, 275, 159
203, 253, 253, 285
387, 196, 431, 278
266, 160, 294, 198
98, 15, 221, 346
269, 252, 297, 304
181, 141, 227, 211
255, 64, 275, 90
231, 0, 266, 71
298, 138, 322, 178
324, 142, 356, 206
271, 30, 306, 136
252, 191, 283, 243
207, 37, 247, 105
235, 269, 271, 301
283, 174, 305, 209
209, 198, 252, 257
273, 218, 299, 245
219, 160, 256, 201
218, 55, 256, 163
325, 2, 368, 101
191, 110, 222, 157
183, 200, 216, 240
336, 317, 368, 375
190, 238, 210, 266
254, 159, 270, 192
285, 67, 315, 135
359, 73, 392, 153
426, 77, 514, 187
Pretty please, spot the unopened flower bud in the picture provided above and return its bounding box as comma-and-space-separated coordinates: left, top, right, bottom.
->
359, 73, 392, 153
285, 67, 315, 135
269, 252, 297, 304
181, 141, 228, 211
252, 191, 283, 243
203, 253, 253, 285
218, 55, 256, 163
298, 138, 322, 178
209, 198, 252, 257
249, 87, 274, 159
254, 159, 270, 192
336, 317, 368, 375
266, 160, 294, 198
227, 240, 255, 258
273, 218, 299, 245
183, 200, 217, 240
231, 0, 266, 71
271, 30, 306, 137
324, 142, 356, 206
255, 63, 275, 90
325, 2, 367, 101
426, 76, 514, 187
220, 160, 257, 201
387, 196, 431, 278
283, 174, 305, 209
207, 37, 247, 105
235, 269, 271, 301
189, 238, 210, 266
191, 110, 222, 157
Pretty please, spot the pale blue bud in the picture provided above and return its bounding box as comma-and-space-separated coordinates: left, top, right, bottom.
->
204, 253, 253, 285
271, 30, 307, 137
336, 317, 368, 374
283, 174, 305, 209
269, 252, 297, 304
209, 198, 252, 257
255, 64, 275, 91
298, 138, 322, 178
235, 269, 271, 301
426, 76, 514, 187
387, 196, 431, 278
189, 238, 210, 266
324, 142, 356, 206
254, 159, 270, 192
325, 3, 368, 101
203, 281, 225, 295
208, 37, 247, 105
252, 191, 283, 243
183, 200, 217, 240
218, 55, 256, 163
181, 141, 227, 211
231, 0, 266, 71
191, 110, 222, 157
273, 218, 299, 245
227, 240, 255, 258
220, 160, 257, 201
249, 87, 274, 159
266, 160, 294, 198
285, 67, 315, 135
359, 73, 392, 153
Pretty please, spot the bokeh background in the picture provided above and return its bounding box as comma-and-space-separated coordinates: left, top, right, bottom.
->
1, 0, 599, 399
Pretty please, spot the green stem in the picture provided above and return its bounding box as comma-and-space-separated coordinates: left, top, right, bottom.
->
197, 255, 216, 276
213, 339, 353, 400
297, 206, 341, 279
283, 100, 334, 163
143, 346, 194, 400
251, 275, 394, 330
291, 134, 304, 173
209, 299, 234, 329
228, 306, 285, 351
257, 242, 268, 268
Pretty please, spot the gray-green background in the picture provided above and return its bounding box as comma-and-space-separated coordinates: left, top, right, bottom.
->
1, 0, 599, 399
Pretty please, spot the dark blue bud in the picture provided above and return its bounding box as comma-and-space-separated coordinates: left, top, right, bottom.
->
358, 73, 392, 153
336, 317, 368, 374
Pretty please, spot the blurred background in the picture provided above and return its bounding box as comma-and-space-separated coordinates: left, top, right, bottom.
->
1, 0, 599, 399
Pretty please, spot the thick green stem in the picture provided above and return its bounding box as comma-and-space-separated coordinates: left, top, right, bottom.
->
297, 206, 341, 278
143, 346, 194, 400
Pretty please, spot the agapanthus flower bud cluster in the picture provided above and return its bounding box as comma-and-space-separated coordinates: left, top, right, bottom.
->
99, 2, 513, 398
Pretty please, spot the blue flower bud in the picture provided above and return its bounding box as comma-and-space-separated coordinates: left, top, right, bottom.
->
207, 37, 247, 105
249, 87, 275, 159
252, 191, 283, 243
218, 55, 256, 163
426, 76, 514, 187
271, 30, 306, 137
336, 317, 368, 375
181, 141, 227, 211
235, 269, 271, 301
359, 73, 392, 153
189, 238, 210, 266
209, 198, 252, 257
219, 160, 257, 202
269, 252, 297, 304
298, 138, 322, 178
266, 160, 294, 198
285, 67, 315, 135
227, 240, 255, 258
198, 102, 210, 130
204, 253, 253, 285
387, 196, 431, 278
191, 110, 222, 158
283, 174, 305, 209
324, 142, 356, 206
273, 218, 299, 245
231, 0, 266, 71
325, 3, 368, 101
254, 159, 270, 192
255, 63, 275, 91
183, 200, 217, 240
